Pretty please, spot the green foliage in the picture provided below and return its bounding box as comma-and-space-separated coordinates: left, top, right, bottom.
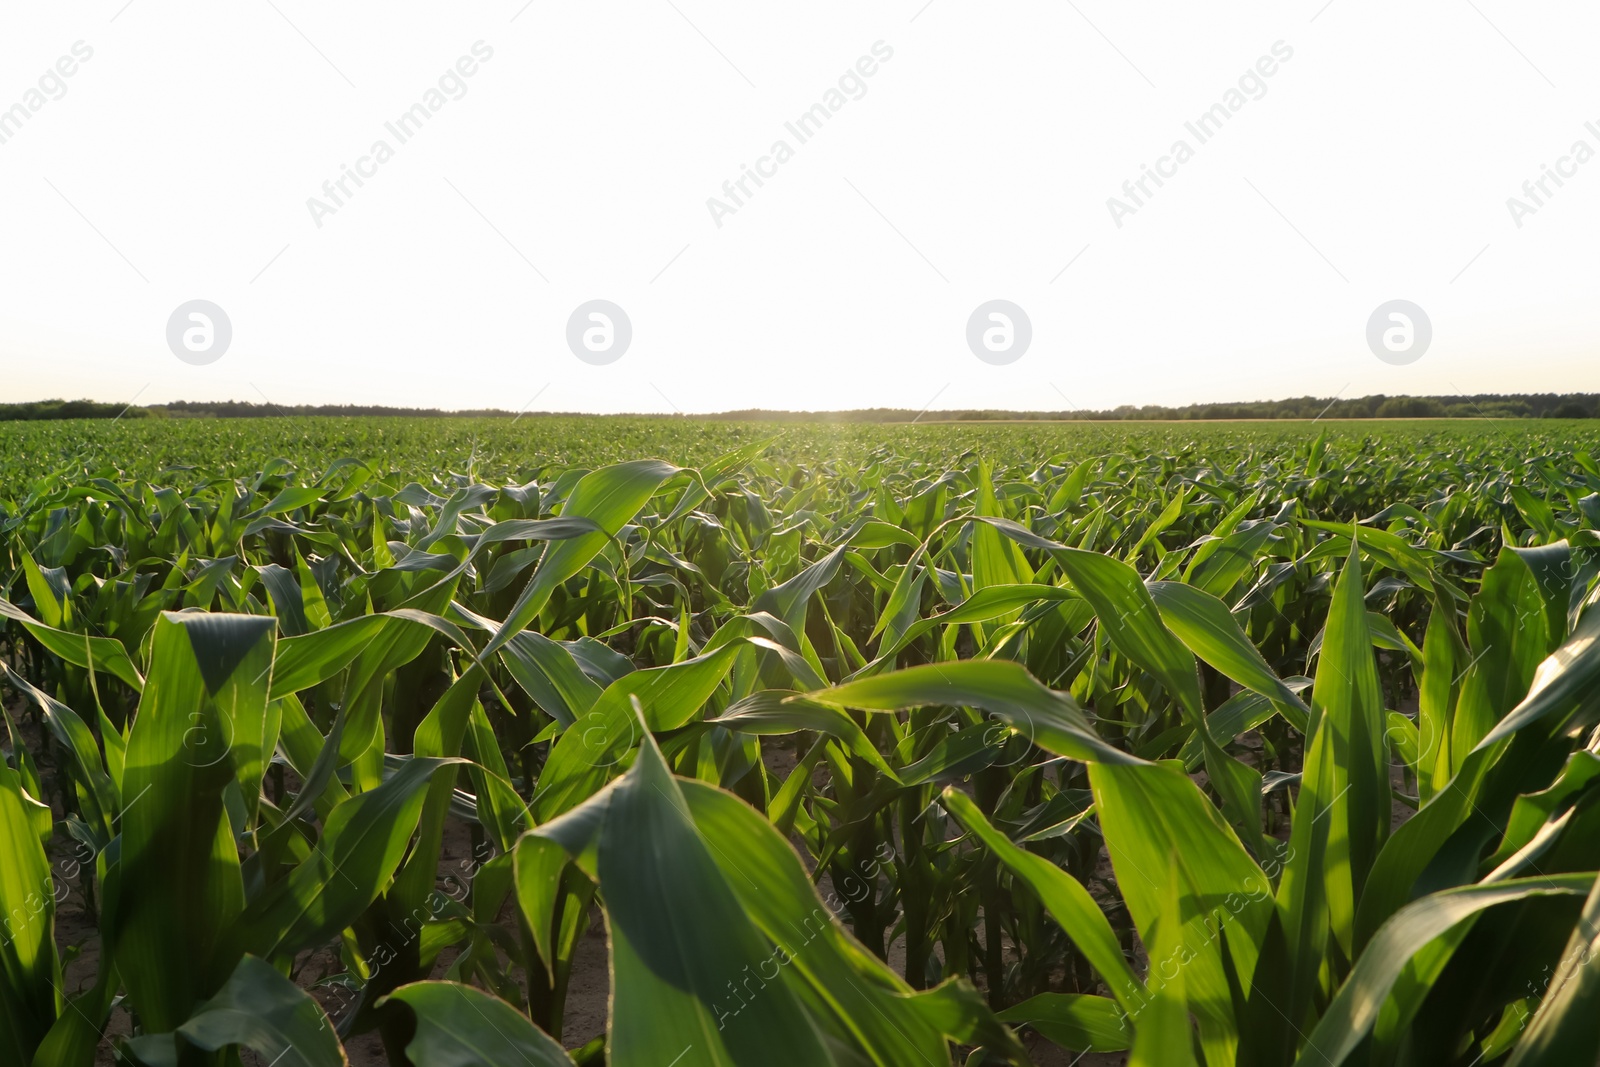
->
0, 416, 1598, 1065
7, 392, 1599, 423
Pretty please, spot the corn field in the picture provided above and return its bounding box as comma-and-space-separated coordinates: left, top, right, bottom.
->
3, 416, 1600, 1066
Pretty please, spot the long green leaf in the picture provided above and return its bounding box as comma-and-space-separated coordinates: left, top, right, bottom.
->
383, 981, 575, 1066
808, 660, 1142, 767
1294, 874, 1594, 1066
113, 612, 271, 1032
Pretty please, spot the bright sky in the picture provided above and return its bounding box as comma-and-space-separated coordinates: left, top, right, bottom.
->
2, 1, 1597, 414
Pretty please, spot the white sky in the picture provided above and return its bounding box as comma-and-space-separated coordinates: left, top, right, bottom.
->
2, 0, 1597, 414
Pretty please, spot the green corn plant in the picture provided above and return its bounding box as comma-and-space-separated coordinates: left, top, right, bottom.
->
0, 418, 1597, 1065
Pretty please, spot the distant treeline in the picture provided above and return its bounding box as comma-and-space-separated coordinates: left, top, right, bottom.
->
3, 394, 1598, 423
726, 394, 1600, 422
0, 399, 527, 421
0, 399, 140, 421
159, 400, 523, 419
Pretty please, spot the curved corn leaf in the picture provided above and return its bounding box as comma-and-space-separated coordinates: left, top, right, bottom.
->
485, 460, 679, 659
123, 954, 346, 1067
942, 788, 1144, 1011
0, 598, 144, 691
807, 660, 1142, 767
0, 751, 59, 1065
684, 779, 1025, 1064
224, 756, 467, 966
383, 981, 574, 1066
1148, 580, 1311, 729
1506, 871, 1600, 1066
996, 993, 1132, 1054
1294, 874, 1595, 1066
